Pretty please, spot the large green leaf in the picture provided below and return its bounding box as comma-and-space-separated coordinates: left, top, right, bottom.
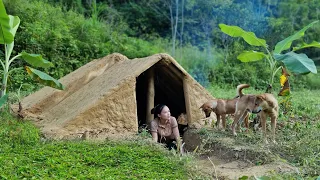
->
237, 51, 267, 62
293, 41, 320, 51
0, 0, 14, 44
20, 52, 54, 68
274, 21, 319, 54
219, 24, 267, 47
274, 52, 317, 74
6, 15, 20, 59
0, 94, 8, 108
8, 15, 20, 37
25, 66, 65, 90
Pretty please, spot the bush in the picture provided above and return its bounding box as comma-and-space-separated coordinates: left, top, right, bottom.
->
208, 60, 272, 90
174, 44, 224, 87
290, 70, 320, 90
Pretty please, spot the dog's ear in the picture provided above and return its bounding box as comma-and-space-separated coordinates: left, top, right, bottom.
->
199, 104, 204, 110
267, 100, 275, 108
257, 95, 275, 108
256, 95, 266, 101
265, 98, 276, 108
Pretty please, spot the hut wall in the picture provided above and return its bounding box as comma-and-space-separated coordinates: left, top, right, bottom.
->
61, 78, 138, 139
185, 77, 216, 125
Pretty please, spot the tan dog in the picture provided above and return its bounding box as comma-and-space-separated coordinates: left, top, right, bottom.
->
200, 97, 239, 130
232, 84, 279, 143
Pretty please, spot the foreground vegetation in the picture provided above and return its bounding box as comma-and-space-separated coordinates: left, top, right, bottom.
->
0, 111, 197, 179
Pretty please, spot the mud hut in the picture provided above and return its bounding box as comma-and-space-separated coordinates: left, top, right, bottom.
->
19, 53, 215, 139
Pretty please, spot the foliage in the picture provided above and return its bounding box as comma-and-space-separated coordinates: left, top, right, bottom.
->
1, 0, 318, 93
3, 0, 169, 93
0, 0, 64, 108
208, 61, 272, 90
219, 21, 318, 93
120, 37, 166, 59
173, 44, 224, 87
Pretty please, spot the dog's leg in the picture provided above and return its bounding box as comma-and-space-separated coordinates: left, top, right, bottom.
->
260, 112, 268, 144
232, 114, 239, 136
232, 110, 245, 136
215, 113, 221, 129
221, 114, 226, 130
244, 113, 249, 132
238, 111, 249, 132
270, 113, 277, 144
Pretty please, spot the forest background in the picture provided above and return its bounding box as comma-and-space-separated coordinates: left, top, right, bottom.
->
2, 0, 320, 95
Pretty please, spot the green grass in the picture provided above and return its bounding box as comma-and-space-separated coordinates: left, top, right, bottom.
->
0, 141, 189, 179
206, 85, 320, 179
0, 111, 203, 180
1, 86, 319, 179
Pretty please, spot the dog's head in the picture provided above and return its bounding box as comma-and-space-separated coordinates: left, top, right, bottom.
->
251, 95, 269, 114
200, 101, 217, 118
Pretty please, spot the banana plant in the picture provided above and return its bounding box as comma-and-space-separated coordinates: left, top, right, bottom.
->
219, 21, 318, 95
0, 0, 64, 108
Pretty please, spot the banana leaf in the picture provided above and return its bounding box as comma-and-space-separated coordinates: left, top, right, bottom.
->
219, 24, 267, 47
237, 51, 267, 62
0, 0, 14, 44
6, 15, 20, 59
21, 52, 54, 68
274, 21, 319, 54
293, 41, 320, 51
25, 66, 64, 90
274, 52, 317, 74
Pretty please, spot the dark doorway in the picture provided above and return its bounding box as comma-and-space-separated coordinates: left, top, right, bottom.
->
136, 62, 187, 135
136, 70, 148, 129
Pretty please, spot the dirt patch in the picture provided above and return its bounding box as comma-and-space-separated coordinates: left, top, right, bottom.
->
183, 129, 298, 179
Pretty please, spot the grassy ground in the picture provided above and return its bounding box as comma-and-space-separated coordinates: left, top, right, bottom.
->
206, 85, 320, 179
0, 86, 319, 179
0, 112, 203, 179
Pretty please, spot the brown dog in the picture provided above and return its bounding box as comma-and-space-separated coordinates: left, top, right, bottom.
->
232, 84, 279, 143
200, 97, 239, 130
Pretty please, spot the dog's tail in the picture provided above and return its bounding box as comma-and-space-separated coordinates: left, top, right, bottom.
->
237, 84, 250, 97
